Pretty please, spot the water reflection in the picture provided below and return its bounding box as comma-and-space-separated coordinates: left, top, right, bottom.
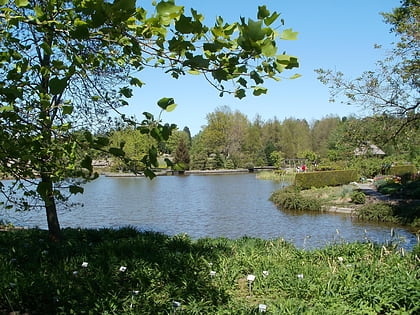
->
1, 174, 417, 249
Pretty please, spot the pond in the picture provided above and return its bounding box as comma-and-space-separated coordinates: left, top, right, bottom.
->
1, 174, 417, 249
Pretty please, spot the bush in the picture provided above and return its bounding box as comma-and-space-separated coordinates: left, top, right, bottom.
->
295, 170, 358, 189
356, 202, 397, 223
388, 165, 417, 176
270, 187, 322, 211
350, 190, 366, 204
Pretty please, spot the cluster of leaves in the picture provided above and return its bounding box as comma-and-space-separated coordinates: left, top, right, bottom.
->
0, 228, 419, 314
0, 0, 300, 239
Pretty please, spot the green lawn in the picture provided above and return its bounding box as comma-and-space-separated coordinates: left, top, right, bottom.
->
1, 227, 419, 314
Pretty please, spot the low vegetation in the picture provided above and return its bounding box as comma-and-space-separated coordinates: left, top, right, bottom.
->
270, 175, 420, 231
0, 227, 419, 314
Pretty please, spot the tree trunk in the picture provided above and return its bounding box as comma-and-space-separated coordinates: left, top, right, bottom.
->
41, 174, 61, 242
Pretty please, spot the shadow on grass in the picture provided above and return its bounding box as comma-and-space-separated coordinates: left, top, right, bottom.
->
0, 227, 232, 314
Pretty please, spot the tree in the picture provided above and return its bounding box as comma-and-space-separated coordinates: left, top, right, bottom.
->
173, 137, 190, 170
0, 0, 299, 240
310, 115, 341, 157
316, 0, 419, 140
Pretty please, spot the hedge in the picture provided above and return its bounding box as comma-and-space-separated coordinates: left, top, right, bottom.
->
295, 170, 358, 189
387, 165, 417, 176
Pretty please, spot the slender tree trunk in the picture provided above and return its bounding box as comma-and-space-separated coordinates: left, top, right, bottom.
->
41, 174, 61, 242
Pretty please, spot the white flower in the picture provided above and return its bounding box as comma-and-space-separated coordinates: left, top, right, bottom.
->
172, 301, 181, 308
132, 290, 139, 295
259, 304, 267, 312
119, 266, 127, 272
297, 274, 304, 279
81, 262, 88, 268
72, 271, 78, 276
337, 257, 344, 263
247, 274, 256, 282
210, 270, 216, 277
262, 270, 269, 277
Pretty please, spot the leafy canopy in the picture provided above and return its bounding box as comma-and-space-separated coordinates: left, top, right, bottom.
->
0, 0, 299, 239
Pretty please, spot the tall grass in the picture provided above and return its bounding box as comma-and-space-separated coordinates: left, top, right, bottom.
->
0, 227, 418, 314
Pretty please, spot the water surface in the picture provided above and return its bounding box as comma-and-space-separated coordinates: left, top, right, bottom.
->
1, 174, 417, 249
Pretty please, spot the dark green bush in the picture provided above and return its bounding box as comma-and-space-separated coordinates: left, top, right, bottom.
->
388, 165, 417, 176
270, 188, 322, 211
356, 202, 397, 223
295, 170, 358, 189
350, 190, 366, 204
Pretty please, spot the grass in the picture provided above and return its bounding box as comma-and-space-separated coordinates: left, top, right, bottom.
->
0, 227, 419, 314
256, 170, 296, 183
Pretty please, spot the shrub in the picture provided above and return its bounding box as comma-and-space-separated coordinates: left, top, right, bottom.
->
356, 203, 397, 223
270, 188, 322, 211
350, 190, 366, 204
295, 170, 358, 189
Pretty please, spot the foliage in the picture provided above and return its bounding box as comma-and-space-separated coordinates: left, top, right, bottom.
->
350, 190, 366, 204
0, 0, 299, 240
294, 170, 358, 189
270, 186, 322, 211
269, 151, 284, 169
356, 201, 420, 229
173, 137, 190, 170
2, 228, 418, 314
375, 175, 420, 198
316, 0, 419, 140
388, 165, 418, 176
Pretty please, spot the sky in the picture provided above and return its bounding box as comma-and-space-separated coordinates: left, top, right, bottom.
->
121, 0, 401, 135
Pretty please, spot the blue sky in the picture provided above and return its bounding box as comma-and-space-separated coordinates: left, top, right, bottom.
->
122, 0, 400, 135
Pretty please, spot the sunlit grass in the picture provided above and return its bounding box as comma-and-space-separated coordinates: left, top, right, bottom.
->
0, 227, 418, 314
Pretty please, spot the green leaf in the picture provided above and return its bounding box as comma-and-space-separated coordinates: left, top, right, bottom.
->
290, 73, 302, 79
280, 28, 298, 40
129, 77, 144, 87
69, 185, 84, 194
235, 88, 246, 99
49, 77, 67, 95
81, 155, 93, 172
144, 168, 156, 179
15, 0, 29, 7
253, 86, 267, 96
246, 19, 265, 41
157, 97, 175, 110
250, 71, 264, 84
257, 5, 270, 19
264, 11, 280, 26
62, 105, 73, 115
119, 87, 133, 98
0, 0, 8, 5
156, 1, 183, 26
165, 103, 177, 112
109, 147, 125, 157
36, 182, 48, 199
261, 40, 277, 57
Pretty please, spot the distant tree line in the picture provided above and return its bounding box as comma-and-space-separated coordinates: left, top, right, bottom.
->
101, 107, 419, 172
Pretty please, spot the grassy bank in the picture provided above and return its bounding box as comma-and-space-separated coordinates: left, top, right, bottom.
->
1, 227, 419, 314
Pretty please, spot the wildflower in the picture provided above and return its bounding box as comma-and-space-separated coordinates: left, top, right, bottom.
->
132, 290, 139, 295
72, 271, 78, 276
262, 270, 269, 277
81, 262, 88, 268
247, 274, 256, 282
297, 274, 304, 279
173, 301, 181, 309
337, 257, 344, 263
119, 266, 127, 272
210, 270, 216, 277
259, 304, 267, 312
